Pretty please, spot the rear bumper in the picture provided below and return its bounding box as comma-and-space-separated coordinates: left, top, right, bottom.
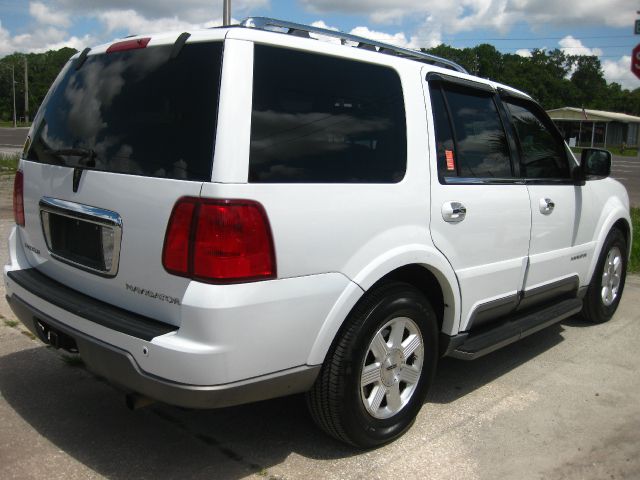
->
3, 224, 352, 407
6, 288, 320, 409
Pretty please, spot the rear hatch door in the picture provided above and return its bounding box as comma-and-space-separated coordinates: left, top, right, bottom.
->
18, 37, 224, 326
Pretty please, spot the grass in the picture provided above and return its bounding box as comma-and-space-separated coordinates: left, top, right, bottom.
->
0, 152, 19, 174
571, 146, 638, 157
0, 121, 31, 128
3, 319, 19, 328
631, 207, 640, 274
608, 146, 638, 157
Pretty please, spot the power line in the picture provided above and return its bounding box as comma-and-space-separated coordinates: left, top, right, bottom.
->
496, 45, 636, 49
442, 34, 634, 41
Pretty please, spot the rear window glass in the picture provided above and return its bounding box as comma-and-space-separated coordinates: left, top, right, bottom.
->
26, 42, 223, 181
249, 45, 406, 183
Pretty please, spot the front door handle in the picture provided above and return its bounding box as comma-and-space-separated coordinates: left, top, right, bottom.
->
442, 201, 467, 223
539, 198, 555, 214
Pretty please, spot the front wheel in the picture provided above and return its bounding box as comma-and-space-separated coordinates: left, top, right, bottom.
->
306, 282, 438, 448
582, 229, 628, 323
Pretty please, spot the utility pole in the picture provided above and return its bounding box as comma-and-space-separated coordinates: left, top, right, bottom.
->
223, 0, 231, 26
24, 56, 29, 124
11, 64, 16, 128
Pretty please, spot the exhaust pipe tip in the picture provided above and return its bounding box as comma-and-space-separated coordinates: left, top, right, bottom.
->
125, 393, 155, 410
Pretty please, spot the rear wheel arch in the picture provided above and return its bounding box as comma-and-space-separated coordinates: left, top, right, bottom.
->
306, 259, 460, 367
370, 264, 446, 333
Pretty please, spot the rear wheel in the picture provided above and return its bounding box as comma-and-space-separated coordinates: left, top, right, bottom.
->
306, 282, 438, 448
582, 229, 627, 323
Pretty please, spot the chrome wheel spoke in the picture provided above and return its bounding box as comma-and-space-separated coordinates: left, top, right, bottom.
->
386, 384, 401, 412
402, 334, 421, 358
388, 319, 406, 349
399, 365, 421, 385
371, 332, 389, 361
361, 363, 381, 387
369, 385, 386, 412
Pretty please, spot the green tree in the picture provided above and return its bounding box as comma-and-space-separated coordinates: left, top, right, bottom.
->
0, 47, 76, 123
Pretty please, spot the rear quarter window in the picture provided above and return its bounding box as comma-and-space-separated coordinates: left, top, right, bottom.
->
249, 45, 406, 183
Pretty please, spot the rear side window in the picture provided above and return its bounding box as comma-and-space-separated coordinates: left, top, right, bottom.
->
504, 100, 570, 179
249, 45, 406, 183
27, 42, 223, 181
429, 83, 513, 179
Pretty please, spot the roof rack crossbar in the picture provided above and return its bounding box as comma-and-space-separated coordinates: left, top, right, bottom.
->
240, 17, 468, 74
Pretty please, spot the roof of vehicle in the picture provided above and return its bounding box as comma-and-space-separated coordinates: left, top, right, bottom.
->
77, 17, 531, 101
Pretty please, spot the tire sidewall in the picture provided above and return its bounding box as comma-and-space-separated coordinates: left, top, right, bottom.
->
339, 288, 438, 447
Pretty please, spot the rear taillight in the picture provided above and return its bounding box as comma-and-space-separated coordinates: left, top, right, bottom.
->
162, 197, 276, 283
13, 170, 24, 226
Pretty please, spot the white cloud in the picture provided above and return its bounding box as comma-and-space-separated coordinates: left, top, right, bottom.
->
310, 20, 339, 31
602, 56, 639, 91
558, 35, 603, 57
57, 0, 267, 23
309, 20, 421, 49
516, 49, 532, 57
0, 19, 92, 57
29, 2, 71, 28
300, 0, 635, 30
349, 26, 419, 49
98, 10, 202, 34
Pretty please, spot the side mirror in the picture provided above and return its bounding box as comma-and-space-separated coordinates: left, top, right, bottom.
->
580, 148, 611, 179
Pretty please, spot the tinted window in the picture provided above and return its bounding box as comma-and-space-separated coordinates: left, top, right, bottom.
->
429, 85, 456, 177
505, 101, 569, 178
27, 42, 223, 181
249, 45, 406, 183
443, 87, 512, 178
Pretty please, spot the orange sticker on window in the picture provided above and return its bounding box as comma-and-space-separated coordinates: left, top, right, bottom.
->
445, 150, 455, 171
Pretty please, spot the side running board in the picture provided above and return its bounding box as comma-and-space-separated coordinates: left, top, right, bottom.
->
448, 298, 583, 360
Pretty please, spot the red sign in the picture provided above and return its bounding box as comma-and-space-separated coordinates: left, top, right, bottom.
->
633, 43, 640, 80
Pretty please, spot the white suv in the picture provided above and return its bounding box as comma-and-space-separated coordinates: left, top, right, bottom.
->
4, 18, 632, 448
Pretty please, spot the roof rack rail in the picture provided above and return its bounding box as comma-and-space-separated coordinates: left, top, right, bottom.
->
240, 17, 468, 74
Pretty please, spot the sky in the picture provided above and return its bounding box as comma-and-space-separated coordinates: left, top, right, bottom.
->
0, 0, 639, 90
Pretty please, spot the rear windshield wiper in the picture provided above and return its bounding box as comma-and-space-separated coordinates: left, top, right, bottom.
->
43, 148, 98, 167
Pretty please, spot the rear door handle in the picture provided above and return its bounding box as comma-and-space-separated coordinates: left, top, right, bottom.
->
539, 198, 555, 214
442, 201, 467, 223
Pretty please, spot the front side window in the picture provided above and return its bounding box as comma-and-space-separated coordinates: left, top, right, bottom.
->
249, 45, 406, 183
505, 100, 570, 179
430, 83, 512, 179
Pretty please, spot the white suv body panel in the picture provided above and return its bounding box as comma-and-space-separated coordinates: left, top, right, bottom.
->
3, 24, 632, 409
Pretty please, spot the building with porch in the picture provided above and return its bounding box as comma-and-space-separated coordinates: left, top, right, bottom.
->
546, 107, 640, 149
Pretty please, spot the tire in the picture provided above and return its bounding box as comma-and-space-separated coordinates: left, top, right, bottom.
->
581, 229, 628, 324
306, 281, 439, 448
